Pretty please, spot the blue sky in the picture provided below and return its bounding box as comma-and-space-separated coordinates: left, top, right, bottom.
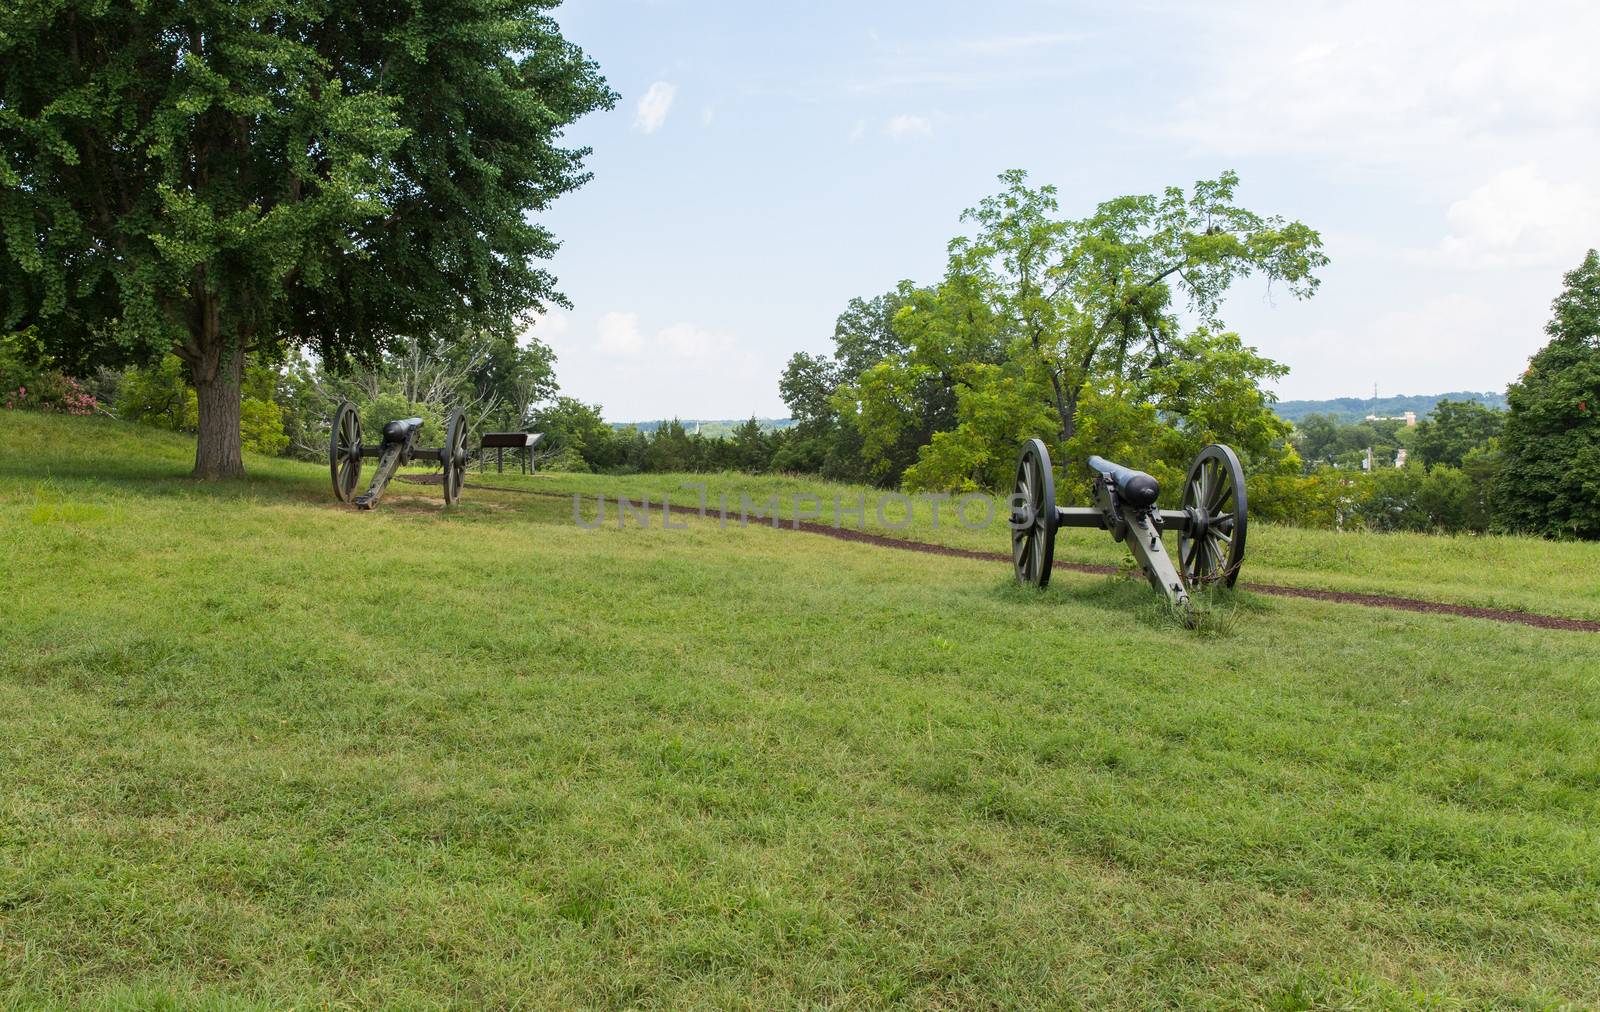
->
531, 0, 1600, 421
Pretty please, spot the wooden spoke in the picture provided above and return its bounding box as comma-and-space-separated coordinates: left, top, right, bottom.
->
1011, 439, 1056, 588
1179, 444, 1249, 589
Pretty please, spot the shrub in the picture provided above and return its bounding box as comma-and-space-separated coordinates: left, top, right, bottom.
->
1, 331, 99, 415
241, 397, 290, 456
543, 446, 591, 472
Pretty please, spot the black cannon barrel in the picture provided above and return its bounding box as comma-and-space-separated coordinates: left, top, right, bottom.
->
1087, 454, 1160, 508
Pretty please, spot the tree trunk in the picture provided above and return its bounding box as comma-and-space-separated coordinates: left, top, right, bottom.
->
190, 344, 245, 479
1048, 370, 1077, 445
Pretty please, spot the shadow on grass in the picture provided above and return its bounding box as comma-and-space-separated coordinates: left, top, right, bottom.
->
2, 456, 589, 539
0, 457, 327, 505
991, 571, 1270, 637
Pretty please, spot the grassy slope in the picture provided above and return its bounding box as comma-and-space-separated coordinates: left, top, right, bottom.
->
2, 413, 1598, 1008
479, 467, 1600, 622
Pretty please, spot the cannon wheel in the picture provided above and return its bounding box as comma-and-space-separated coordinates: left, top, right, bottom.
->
329, 400, 363, 503
442, 409, 468, 505
1012, 438, 1058, 588
1179, 444, 1247, 589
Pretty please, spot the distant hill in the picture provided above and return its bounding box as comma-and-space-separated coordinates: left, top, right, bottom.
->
1272, 391, 1507, 424
609, 417, 797, 438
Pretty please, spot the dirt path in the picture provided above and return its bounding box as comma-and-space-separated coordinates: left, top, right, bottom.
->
403, 476, 1600, 633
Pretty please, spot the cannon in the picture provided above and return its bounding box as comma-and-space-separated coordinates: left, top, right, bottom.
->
328, 400, 471, 509
1010, 439, 1248, 612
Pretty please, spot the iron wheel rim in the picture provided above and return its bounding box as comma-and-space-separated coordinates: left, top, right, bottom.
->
443, 409, 467, 505
329, 401, 362, 503
1011, 438, 1057, 588
1179, 443, 1248, 589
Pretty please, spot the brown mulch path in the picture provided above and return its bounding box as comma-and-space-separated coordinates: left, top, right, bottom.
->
399, 475, 1600, 633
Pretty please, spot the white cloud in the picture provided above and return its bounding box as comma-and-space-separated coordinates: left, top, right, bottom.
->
700, 105, 715, 126
634, 81, 676, 134
521, 310, 569, 349
1423, 166, 1600, 270
848, 118, 867, 142
596, 313, 733, 362
885, 114, 932, 140
657, 323, 732, 360
1157, 0, 1600, 175
597, 311, 644, 356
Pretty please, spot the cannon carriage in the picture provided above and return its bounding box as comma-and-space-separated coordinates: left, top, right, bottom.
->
328, 400, 472, 509
1010, 438, 1248, 613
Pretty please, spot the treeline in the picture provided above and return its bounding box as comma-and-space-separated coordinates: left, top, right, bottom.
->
526, 398, 800, 474
1273, 391, 1505, 424
1250, 400, 1506, 533
1260, 251, 1599, 539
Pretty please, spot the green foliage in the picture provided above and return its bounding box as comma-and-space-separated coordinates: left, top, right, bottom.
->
532, 396, 616, 465
643, 419, 696, 473
1413, 399, 1505, 468
903, 365, 1056, 493
1244, 471, 1361, 528
1292, 413, 1415, 471
1250, 461, 1498, 535
954, 169, 1324, 445
1143, 329, 1296, 472
359, 393, 445, 449
777, 352, 841, 430
0, 0, 613, 473
116, 353, 287, 453
1494, 250, 1600, 539
0, 328, 100, 414
239, 395, 289, 456
782, 173, 1321, 495
522, 399, 820, 479
541, 445, 591, 473
115, 356, 196, 431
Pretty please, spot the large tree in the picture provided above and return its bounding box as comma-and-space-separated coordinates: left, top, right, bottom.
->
1493, 250, 1600, 538
815, 171, 1324, 490
1, 0, 613, 476
951, 170, 1326, 447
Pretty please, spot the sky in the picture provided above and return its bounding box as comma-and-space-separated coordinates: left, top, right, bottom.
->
528, 0, 1600, 422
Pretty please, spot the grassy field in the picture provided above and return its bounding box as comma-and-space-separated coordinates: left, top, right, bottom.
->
484, 466, 1600, 622
3, 412, 1599, 1008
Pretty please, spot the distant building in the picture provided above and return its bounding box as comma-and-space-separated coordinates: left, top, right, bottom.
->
1362, 446, 1409, 470
1364, 411, 1417, 427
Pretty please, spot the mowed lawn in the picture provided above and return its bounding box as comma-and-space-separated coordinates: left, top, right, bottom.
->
497, 468, 1600, 623
2, 414, 1598, 1008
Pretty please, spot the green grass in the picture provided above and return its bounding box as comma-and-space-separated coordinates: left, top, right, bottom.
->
3, 412, 1599, 1008
502, 467, 1600, 621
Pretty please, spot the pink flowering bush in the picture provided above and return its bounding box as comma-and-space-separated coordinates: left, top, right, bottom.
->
1, 331, 99, 415
3, 372, 99, 415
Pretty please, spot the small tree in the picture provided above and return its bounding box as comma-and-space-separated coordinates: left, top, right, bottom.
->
1, 1, 613, 477
1493, 250, 1600, 538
